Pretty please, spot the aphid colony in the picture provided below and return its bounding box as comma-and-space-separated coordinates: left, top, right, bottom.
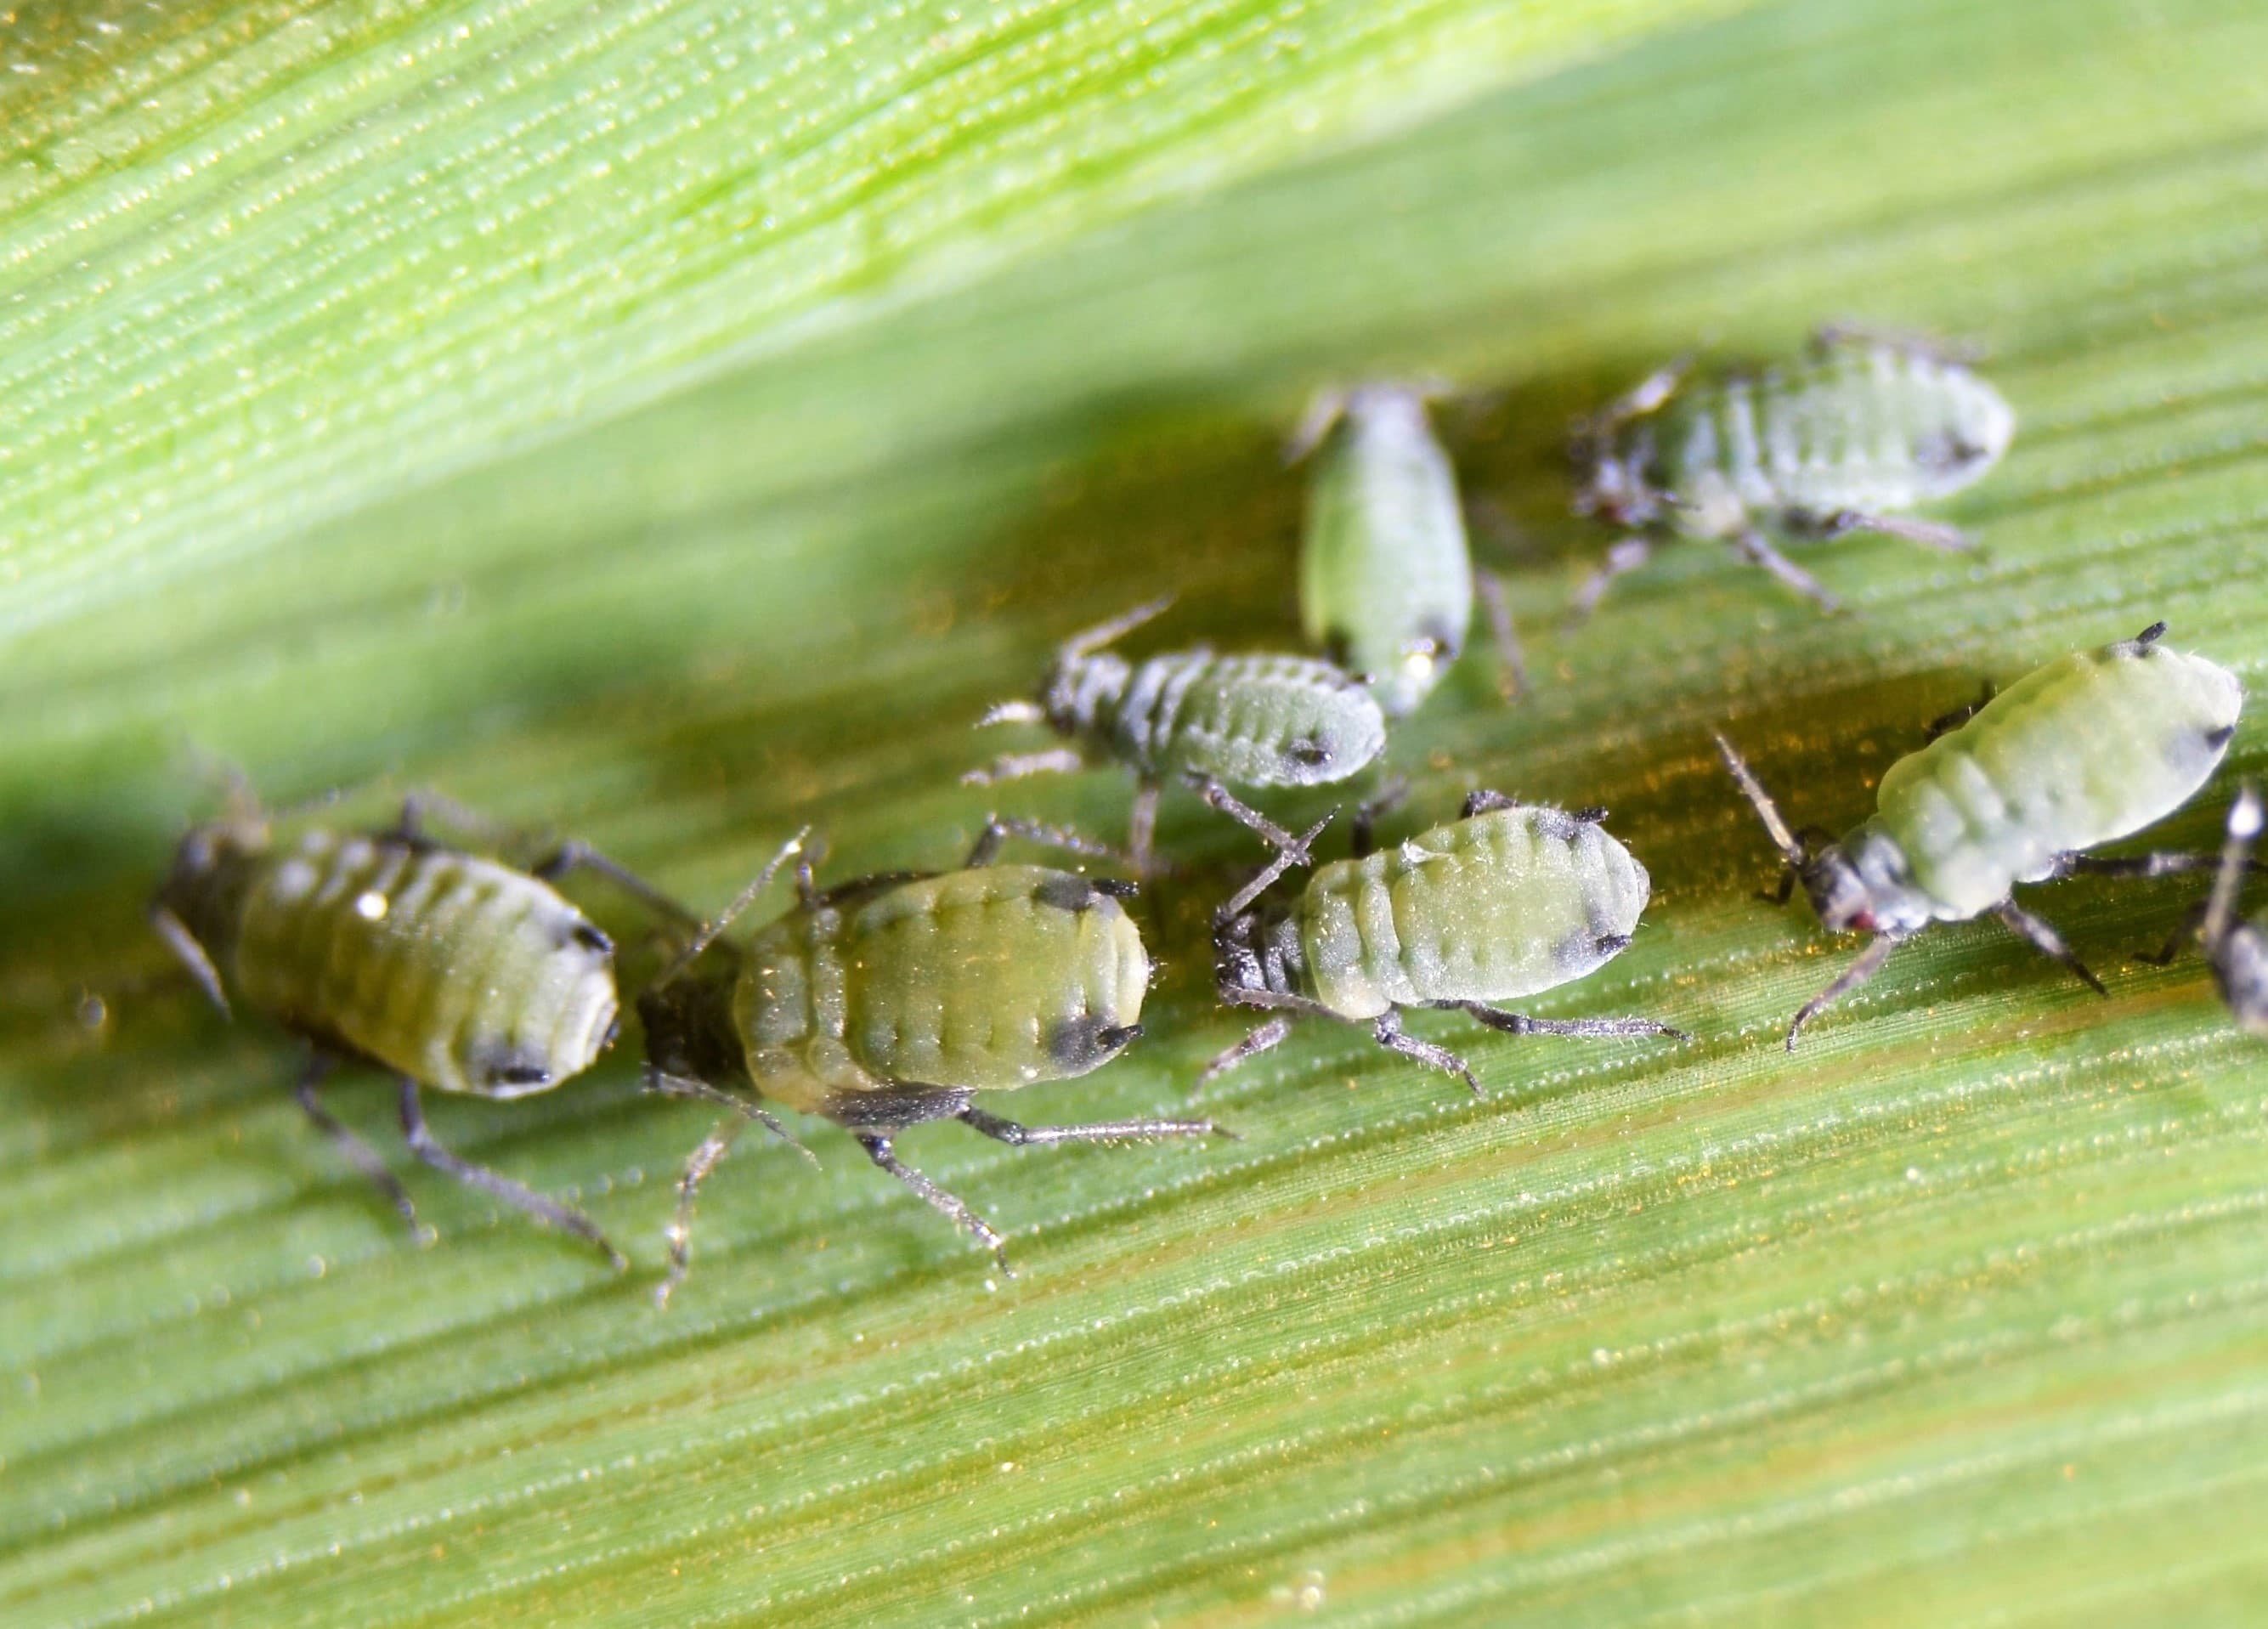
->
147, 328, 2260, 1296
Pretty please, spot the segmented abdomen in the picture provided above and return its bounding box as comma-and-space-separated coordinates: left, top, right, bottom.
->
1872, 640, 2241, 918
1661, 344, 2013, 520
227, 832, 618, 1096
1298, 806, 1650, 1019
1106, 650, 1387, 787
738, 866, 1149, 1112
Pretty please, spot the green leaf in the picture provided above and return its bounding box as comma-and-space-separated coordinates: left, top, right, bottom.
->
9, 0, 2268, 1623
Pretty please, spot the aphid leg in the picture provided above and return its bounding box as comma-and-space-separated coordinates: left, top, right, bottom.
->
2053, 850, 2264, 882
1568, 537, 1653, 624
1990, 901, 2107, 997
1193, 775, 1326, 861
964, 814, 1120, 869
961, 748, 1087, 788
1473, 568, 1528, 702
149, 904, 231, 1018
291, 1052, 419, 1232
975, 699, 1049, 728
1925, 682, 1997, 741
1814, 511, 1971, 553
1810, 321, 1982, 365
1199, 1015, 1296, 1083
2205, 786, 2265, 954
2136, 902, 2210, 968
646, 1070, 817, 1164
1128, 781, 1162, 879
1443, 1002, 1692, 1044
534, 840, 704, 930
958, 1105, 1232, 1146
1283, 386, 1349, 464
395, 1078, 627, 1270
1368, 1010, 1483, 1095
2132, 787, 2263, 966
1786, 934, 1904, 1050
1352, 777, 1411, 858
854, 1134, 1012, 1275
654, 1117, 742, 1308
1731, 530, 1842, 614
652, 829, 814, 988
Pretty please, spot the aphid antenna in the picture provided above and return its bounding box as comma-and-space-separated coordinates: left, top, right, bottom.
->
975, 699, 1048, 728
1711, 732, 1809, 869
1217, 812, 1337, 924
653, 827, 813, 991
1061, 595, 1175, 661
148, 904, 231, 1018
2204, 783, 2264, 953
646, 1067, 820, 1167
1283, 386, 1349, 465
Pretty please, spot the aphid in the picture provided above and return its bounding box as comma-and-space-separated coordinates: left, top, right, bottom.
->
1572, 326, 2015, 615
2140, 784, 2268, 1036
150, 791, 645, 1266
967, 598, 1389, 868
1201, 785, 1687, 1092
1292, 382, 1524, 716
1716, 621, 2242, 1049
635, 816, 1224, 1300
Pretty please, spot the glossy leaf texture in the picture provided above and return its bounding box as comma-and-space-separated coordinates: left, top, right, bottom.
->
8, 0, 2268, 1623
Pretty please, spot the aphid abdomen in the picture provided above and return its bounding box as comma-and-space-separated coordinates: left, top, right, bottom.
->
1298, 807, 1650, 1017
1111, 651, 1386, 788
840, 865, 1149, 1092
1666, 346, 2014, 526
1300, 388, 1473, 719
229, 832, 618, 1097
1875, 638, 2242, 917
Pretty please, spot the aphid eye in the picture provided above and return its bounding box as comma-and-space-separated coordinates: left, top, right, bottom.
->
1092, 879, 1141, 899
1098, 1023, 1142, 1053
1593, 933, 1633, 955
2205, 725, 2237, 751
1284, 738, 1332, 769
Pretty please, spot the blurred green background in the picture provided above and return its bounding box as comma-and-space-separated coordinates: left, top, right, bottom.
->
8, 0, 2268, 1621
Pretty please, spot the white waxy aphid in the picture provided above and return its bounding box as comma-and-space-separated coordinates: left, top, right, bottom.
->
631, 817, 1224, 1301
965, 597, 1388, 870
1292, 382, 1524, 716
150, 790, 640, 1267
1572, 326, 2015, 616
1200, 786, 1685, 1092
1717, 622, 2242, 1048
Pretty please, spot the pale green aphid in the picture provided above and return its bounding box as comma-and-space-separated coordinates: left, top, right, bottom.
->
2140, 783, 2268, 1038
1202, 788, 1686, 1092
150, 792, 636, 1266
1293, 382, 1522, 716
1717, 621, 2243, 1049
969, 597, 1389, 868
1574, 326, 2016, 615
636, 817, 1224, 1300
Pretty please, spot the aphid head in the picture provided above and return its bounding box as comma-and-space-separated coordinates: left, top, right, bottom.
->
1571, 364, 1683, 527
1713, 733, 1924, 936
1212, 903, 1306, 1006
150, 814, 274, 1016
636, 956, 750, 1096
1032, 596, 1174, 734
